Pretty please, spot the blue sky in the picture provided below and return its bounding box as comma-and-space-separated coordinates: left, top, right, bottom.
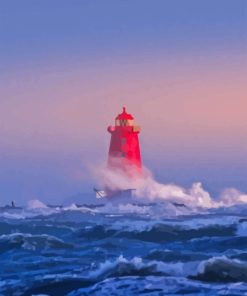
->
1, 0, 246, 64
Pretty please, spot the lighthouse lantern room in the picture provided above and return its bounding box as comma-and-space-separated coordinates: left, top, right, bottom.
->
107, 107, 142, 175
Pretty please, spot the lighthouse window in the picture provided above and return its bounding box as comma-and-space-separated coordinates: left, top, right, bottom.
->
120, 119, 128, 126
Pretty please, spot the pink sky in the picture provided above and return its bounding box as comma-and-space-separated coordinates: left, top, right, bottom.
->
1, 50, 246, 155
0, 48, 246, 204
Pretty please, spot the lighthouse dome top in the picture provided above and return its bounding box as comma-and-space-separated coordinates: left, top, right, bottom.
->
115, 107, 134, 120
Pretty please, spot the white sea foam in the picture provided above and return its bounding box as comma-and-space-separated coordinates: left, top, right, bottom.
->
219, 188, 247, 206
27, 199, 48, 209
93, 162, 247, 209
88, 255, 184, 280
0, 232, 70, 250
63, 203, 97, 214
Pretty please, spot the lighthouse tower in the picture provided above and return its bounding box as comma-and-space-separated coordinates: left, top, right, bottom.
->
94, 107, 142, 199
107, 107, 142, 177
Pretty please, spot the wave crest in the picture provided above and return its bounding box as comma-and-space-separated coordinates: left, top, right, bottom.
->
191, 256, 247, 282
0, 233, 72, 253
89, 255, 183, 280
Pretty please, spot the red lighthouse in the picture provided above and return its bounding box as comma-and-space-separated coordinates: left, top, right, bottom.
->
107, 107, 142, 177
94, 107, 142, 199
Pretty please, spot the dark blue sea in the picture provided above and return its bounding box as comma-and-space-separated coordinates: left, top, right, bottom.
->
1, 200, 247, 296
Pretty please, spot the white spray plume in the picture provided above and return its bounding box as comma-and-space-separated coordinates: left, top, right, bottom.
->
92, 162, 247, 209
27, 199, 48, 209
219, 188, 247, 206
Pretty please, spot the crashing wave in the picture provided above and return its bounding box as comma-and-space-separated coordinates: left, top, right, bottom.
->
0, 233, 72, 252
21, 256, 183, 296
27, 199, 48, 209
191, 256, 247, 282
63, 203, 98, 214
88, 255, 183, 280
93, 163, 247, 209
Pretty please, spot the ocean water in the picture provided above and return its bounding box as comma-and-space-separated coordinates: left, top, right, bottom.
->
1, 201, 247, 296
